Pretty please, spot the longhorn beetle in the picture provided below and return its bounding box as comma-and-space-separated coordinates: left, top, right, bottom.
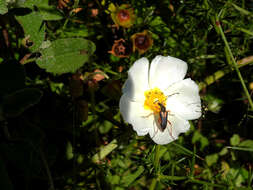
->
156, 102, 175, 140
142, 93, 179, 140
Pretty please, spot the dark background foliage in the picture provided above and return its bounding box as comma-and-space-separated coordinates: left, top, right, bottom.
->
0, 0, 253, 189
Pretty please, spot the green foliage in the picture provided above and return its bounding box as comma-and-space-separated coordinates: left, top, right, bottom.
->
230, 134, 240, 146
0, 0, 8, 14
24, 0, 63, 20
37, 38, 96, 74
192, 130, 209, 151
205, 153, 219, 167
0, 0, 253, 189
16, 11, 45, 51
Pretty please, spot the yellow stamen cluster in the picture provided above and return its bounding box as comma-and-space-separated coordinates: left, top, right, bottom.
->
144, 88, 167, 113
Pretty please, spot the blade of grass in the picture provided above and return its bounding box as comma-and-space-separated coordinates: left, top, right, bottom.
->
122, 166, 145, 187
215, 19, 253, 110
230, 2, 253, 17
190, 145, 196, 177
159, 175, 187, 181
92, 139, 118, 163
198, 56, 253, 90
226, 146, 253, 152
222, 20, 253, 36
188, 179, 227, 188
172, 142, 204, 161
247, 165, 253, 188
149, 144, 161, 190
154, 144, 161, 172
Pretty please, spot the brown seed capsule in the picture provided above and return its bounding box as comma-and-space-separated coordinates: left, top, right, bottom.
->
131, 30, 153, 54
108, 39, 131, 58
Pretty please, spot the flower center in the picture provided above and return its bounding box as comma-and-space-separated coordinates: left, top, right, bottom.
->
135, 35, 148, 49
144, 88, 167, 113
117, 10, 130, 21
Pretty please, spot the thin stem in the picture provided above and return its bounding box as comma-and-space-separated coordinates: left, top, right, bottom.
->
149, 145, 161, 190
39, 148, 55, 190
73, 0, 79, 8
216, 20, 253, 110
159, 175, 187, 181
149, 179, 157, 190
198, 56, 253, 90
154, 144, 161, 172
188, 179, 226, 188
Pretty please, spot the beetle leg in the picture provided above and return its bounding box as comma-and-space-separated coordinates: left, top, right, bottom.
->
167, 119, 175, 140
166, 110, 175, 116
166, 92, 179, 98
151, 119, 158, 139
141, 112, 153, 118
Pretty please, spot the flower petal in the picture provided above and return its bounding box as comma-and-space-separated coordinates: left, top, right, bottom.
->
122, 57, 149, 101
149, 115, 190, 145
165, 78, 201, 120
149, 55, 188, 90
119, 94, 153, 135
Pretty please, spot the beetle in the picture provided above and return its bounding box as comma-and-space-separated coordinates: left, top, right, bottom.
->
157, 102, 169, 131
156, 102, 175, 140
142, 93, 179, 140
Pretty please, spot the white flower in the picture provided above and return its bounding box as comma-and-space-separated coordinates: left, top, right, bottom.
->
119, 55, 201, 145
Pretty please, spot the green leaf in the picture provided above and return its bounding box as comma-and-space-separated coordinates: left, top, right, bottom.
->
23, 0, 42, 8
192, 130, 209, 151
16, 11, 45, 51
92, 139, 118, 163
230, 134, 240, 146
62, 25, 92, 38
122, 166, 144, 187
0, 0, 8, 14
205, 153, 219, 166
37, 0, 63, 20
239, 140, 253, 148
219, 147, 228, 156
24, 0, 63, 20
110, 175, 120, 185
226, 140, 253, 152
3, 88, 43, 118
227, 168, 248, 187
0, 60, 25, 96
99, 120, 113, 134
37, 38, 96, 74
66, 141, 74, 160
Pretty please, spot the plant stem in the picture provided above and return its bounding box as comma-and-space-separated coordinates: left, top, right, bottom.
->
154, 144, 161, 172
188, 179, 226, 188
198, 56, 253, 90
216, 20, 253, 110
149, 145, 161, 190
149, 179, 157, 190
39, 147, 55, 190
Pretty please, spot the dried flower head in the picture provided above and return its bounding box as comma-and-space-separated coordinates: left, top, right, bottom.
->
93, 69, 105, 82
108, 39, 130, 58
131, 30, 153, 54
91, 9, 99, 17
109, 3, 135, 28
